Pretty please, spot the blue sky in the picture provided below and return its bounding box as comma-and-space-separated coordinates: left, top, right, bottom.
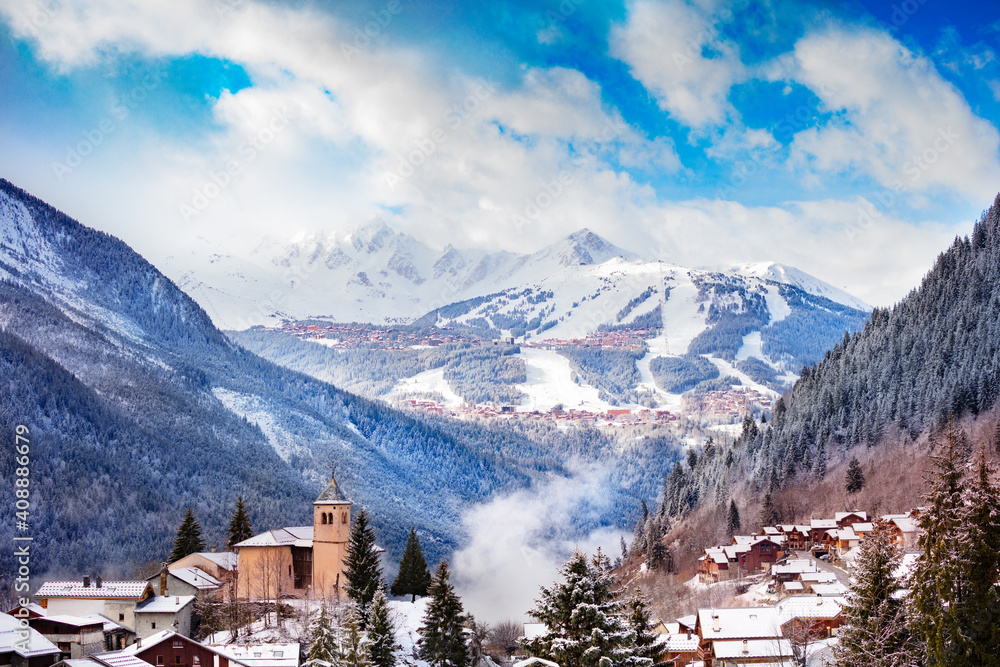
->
1, 0, 998, 306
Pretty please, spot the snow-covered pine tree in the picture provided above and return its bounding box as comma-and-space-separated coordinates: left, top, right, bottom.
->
833, 524, 917, 666
949, 449, 1000, 664
620, 591, 663, 667
345, 507, 384, 627
342, 603, 372, 667
759, 490, 776, 527
521, 549, 629, 667
418, 562, 469, 667
908, 424, 967, 665
307, 604, 341, 664
226, 496, 253, 550
170, 507, 206, 562
845, 456, 865, 494
391, 527, 431, 602
367, 589, 399, 667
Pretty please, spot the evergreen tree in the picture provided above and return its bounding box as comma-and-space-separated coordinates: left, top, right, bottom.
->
759, 490, 776, 528
845, 456, 866, 494
418, 562, 469, 667
620, 592, 663, 667
170, 507, 206, 562
367, 589, 399, 667
833, 525, 917, 666
908, 426, 967, 666
391, 527, 431, 602
726, 499, 741, 536
306, 605, 341, 664
226, 496, 253, 550
522, 550, 630, 667
341, 603, 372, 667
344, 507, 384, 626
644, 520, 666, 570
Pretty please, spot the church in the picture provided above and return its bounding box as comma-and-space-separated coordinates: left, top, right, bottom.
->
233, 470, 352, 600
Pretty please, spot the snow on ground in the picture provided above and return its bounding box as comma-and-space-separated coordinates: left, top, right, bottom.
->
387, 368, 465, 407
515, 348, 616, 412
709, 423, 743, 437
734, 331, 764, 362
763, 284, 792, 324
390, 598, 430, 667
211, 387, 315, 462
634, 334, 684, 412
660, 275, 709, 355
705, 356, 781, 398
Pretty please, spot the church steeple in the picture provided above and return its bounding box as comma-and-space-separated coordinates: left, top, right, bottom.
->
315, 464, 350, 504
313, 463, 352, 597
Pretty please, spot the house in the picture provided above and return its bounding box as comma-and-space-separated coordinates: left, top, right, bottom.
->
831, 528, 860, 558
22, 617, 104, 659
834, 511, 867, 529
34, 581, 153, 633
775, 595, 843, 638
881, 515, 920, 551
204, 644, 298, 667
234, 471, 352, 600
771, 559, 817, 585
695, 608, 786, 667
776, 526, 810, 551
0, 612, 62, 667
120, 630, 246, 667
656, 631, 698, 666
132, 596, 195, 640
698, 549, 732, 583
808, 520, 838, 545
146, 569, 221, 601
167, 554, 237, 585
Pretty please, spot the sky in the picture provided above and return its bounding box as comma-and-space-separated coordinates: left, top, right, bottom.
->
1, 0, 999, 307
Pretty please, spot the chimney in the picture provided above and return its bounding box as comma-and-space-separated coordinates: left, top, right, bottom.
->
817, 593, 823, 606
742, 639, 748, 655
712, 614, 720, 633
96, 577, 102, 588
160, 563, 168, 596
83, 575, 91, 588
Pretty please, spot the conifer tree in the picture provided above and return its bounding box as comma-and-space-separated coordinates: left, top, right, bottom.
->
418, 562, 469, 667
341, 603, 372, 667
759, 490, 776, 527
522, 550, 630, 667
367, 589, 399, 667
344, 507, 384, 626
170, 507, 206, 562
391, 527, 431, 602
833, 524, 917, 666
620, 592, 662, 667
908, 426, 967, 665
845, 456, 866, 494
306, 605, 341, 664
226, 496, 253, 550
726, 499, 741, 535
644, 520, 667, 571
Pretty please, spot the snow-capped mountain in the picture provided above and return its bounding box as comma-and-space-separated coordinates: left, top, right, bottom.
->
161, 220, 866, 332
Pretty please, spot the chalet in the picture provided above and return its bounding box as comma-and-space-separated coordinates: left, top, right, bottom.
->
808, 519, 837, 545
132, 596, 195, 640
698, 548, 732, 583
771, 559, 817, 585
234, 471, 353, 600
881, 515, 920, 551
120, 631, 246, 667
656, 632, 698, 666
695, 608, 788, 667
831, 527, 860, 558
0, 613, 61, 667
34, 581, 153, 633
834, 511, 867, 529
776, 595, 843, 639
776, 526, 810, 550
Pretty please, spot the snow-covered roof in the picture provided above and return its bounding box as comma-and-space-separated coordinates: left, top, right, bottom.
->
236, 527, 313, 548
191, 552, 239, 571
835, 511, 867, 522
676, 615, 696, 631
513, 658, 558, 667
6, 603, 46, 617
762, 527, 781, 535
81, 614, 126, 633
852, 522, 874, 533
776, 595, 844, 624
315, 474, 350, 504
889, 517, 918, 533
697, 607, 782, 640
809, 519, 837, 529
800, 572, 837, 583
36, 581, 151, 599
712, 638, 794, 659
0, 613, 61, 657
810, 583, 849, 596
705, 547, 728, 565
93, 651, 167, 667
834, 528, 859, 541
37, 614, 106, 627
121, 629, 176, 652
656, 633, 699, 652
783, 582, 805, 591
773, 560, 817, 576
167, 567, 222, 590
134, 595, 195, 614
206, 643, 299, 667
62, 659, 99, 667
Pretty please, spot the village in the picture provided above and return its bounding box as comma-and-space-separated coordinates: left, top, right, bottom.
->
2, 461, 926, 667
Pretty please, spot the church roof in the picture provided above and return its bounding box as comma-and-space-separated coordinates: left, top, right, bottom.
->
315, 474, 350, 504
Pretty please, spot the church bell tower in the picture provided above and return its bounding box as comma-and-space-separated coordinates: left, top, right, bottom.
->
312, 465, 352, 598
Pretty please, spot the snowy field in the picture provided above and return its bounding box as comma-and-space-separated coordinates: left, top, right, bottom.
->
515, 348, 616, 412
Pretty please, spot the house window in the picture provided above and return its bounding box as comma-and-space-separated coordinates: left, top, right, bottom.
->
152, 622, 156, 629
157, 657, 164, 665
173, 641, 184, 649
119, 614, 125, 621
176, 656, 183, 664
273, 652, 283, 658
253, 654, 262, 658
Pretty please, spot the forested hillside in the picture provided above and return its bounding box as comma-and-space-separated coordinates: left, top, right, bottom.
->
649, 193, 1000, 530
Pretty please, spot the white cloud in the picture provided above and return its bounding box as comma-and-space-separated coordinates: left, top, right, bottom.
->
610, 0, 745, 129
782, 25, 1000, 203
